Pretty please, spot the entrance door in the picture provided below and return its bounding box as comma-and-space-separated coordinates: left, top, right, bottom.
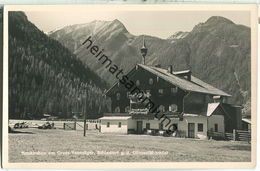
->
188, 123, 195, 138
136, 121, 143, 134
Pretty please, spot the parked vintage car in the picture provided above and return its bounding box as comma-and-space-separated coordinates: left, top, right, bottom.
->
13, 122, 29, 129
38, 122, 55, 129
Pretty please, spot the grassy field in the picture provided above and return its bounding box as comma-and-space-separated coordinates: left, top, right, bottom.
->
9, 128, 251, 162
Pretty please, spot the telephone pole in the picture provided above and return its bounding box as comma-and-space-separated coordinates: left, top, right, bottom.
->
83, 90, 87, 137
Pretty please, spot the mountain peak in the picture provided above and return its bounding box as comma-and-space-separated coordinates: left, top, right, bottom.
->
90, 20, 109, 24
192, 16, 235, 32
9, 11, 28, 22
109, 19, 129, 33
111, 19, 125, 27
112, 19, 121, 23
205, 16, 234, 25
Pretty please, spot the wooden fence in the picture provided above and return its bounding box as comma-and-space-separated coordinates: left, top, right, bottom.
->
225, 132, 233, 141
236, 130, 251, 142
9, 119, 99, 130
63, 122, 76, 130
207, 131, 225, 140
208, 129, 251, 143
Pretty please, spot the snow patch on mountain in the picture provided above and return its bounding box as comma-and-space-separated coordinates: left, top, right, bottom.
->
167, 31, 189, 43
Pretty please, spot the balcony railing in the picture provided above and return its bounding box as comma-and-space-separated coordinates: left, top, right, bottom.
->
129, 108, 149, 115
129, 93, 151, 103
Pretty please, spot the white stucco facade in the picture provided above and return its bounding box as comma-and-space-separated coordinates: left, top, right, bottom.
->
99, 115, 214, 139
208, 115, 225, 133
99, 117, 130, 134
177, 115, 208, 139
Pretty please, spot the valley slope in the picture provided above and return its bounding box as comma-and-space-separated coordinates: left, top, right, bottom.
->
9, 12, 110, 119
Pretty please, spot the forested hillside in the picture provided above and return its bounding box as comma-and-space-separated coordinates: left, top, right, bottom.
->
9, 12, 110, 119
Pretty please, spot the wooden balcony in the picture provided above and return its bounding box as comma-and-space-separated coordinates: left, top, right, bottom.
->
129, 93, 151, 104
129, 108, 149, 115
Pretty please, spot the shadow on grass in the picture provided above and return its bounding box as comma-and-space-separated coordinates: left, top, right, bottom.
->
9, 127, 35, 134
222, 144, 251, 151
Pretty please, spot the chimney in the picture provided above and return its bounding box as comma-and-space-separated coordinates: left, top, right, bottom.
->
167, 65, 173, 74
183, 70, 192, 81
213, 96, 223, 103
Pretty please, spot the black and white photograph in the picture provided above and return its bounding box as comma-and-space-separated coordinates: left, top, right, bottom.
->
2, 4, 257, 169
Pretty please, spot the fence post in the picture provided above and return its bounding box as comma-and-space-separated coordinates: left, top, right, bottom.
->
233, 129, 236, 141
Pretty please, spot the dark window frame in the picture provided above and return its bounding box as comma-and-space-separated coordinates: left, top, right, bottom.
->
214, 124, 218, 132
136, 80, 140, 86
171, 87, 178, 93
158, 89, 164, 94
159, 123, 164, 130
172, 124, 178, 131
116, 92, 121, 100
159, 105, 165, 112
169, 104, 178, 112
114, 106, 120, 113
197, 123, 203, 132
146, 123, 150, 129
124, 106, 130, 113
149, 78, 153, 85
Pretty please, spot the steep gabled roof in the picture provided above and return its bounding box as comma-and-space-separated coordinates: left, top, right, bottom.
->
138, 64, 231, 96
106, 64, 231, 97
207, 103, 221, 116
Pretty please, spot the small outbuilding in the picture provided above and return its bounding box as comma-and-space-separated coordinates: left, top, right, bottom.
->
242, 118, 251, 131
99, 116, 131, 133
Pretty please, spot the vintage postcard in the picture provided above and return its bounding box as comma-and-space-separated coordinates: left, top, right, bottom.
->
2, 4, 258, 169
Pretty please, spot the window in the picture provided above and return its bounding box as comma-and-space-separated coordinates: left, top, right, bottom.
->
159, 123, 164, 130
149, 78, 153, 85
214, 124, 218, 132
146, 123, 150, 129
158, 89, 164, 94
136, 80, 140, 86
171, 87, 178, 93
107, 122, 110, 128
116, 92, 120, 100
172, 124, 178, 131
118, 122, 121, 128
124, 106, 130, 113
169, 104, 178, 112
146, 103, 153, 109
159, 105, 165, 112
146, 90, 151, 97
198, 123, 203, 132
114, 106, 120, 113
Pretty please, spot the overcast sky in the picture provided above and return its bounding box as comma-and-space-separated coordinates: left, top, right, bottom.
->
25, 10, 250, 39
